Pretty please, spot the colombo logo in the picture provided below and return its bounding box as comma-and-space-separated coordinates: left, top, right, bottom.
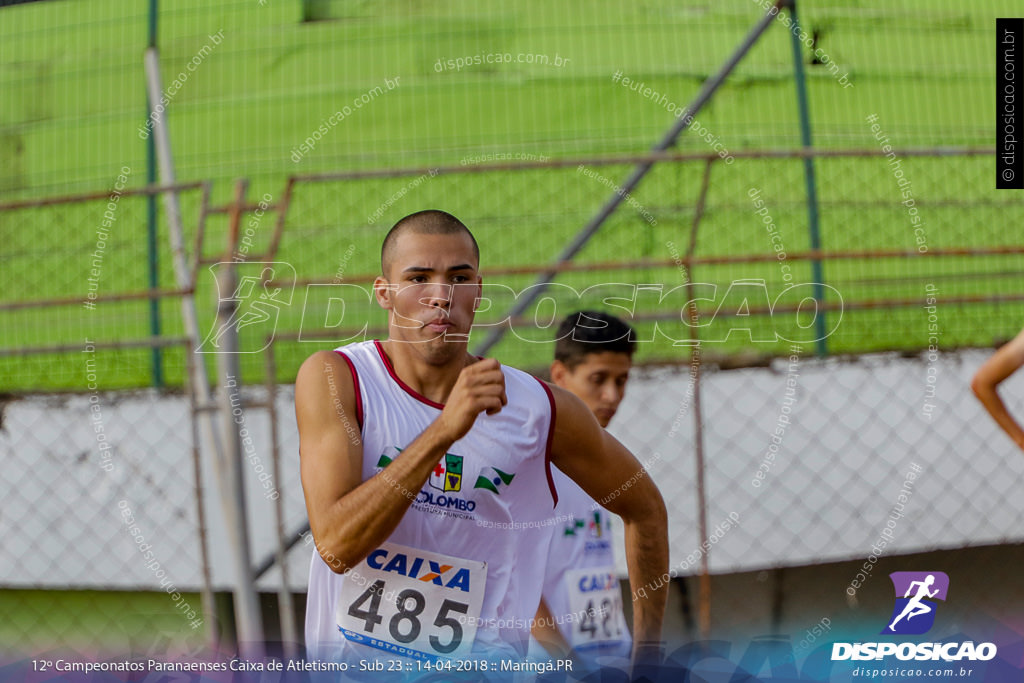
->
378, 448, 464, 493
377, 448, 477, 512
430, 453, 463, 492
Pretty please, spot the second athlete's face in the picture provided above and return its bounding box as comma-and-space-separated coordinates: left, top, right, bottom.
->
375, 231, 482, 356
551, 351, 632, 427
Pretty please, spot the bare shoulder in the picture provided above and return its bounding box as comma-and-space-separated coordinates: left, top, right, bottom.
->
297, 350, 355, 396
546, 382, 596, 423
296, 350, 364, 549
545, 382, 603, 454
545, 381, 662, 518
295, 349, 360, 435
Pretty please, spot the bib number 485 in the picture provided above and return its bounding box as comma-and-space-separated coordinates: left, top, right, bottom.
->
337, 542, 487, 659
346, 580, 471, 654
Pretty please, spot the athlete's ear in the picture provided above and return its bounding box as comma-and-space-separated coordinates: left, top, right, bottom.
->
470, 276, 484, 312
550, 360, 567, 386
373, 277, 395, 310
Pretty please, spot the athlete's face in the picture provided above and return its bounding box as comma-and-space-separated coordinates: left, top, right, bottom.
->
374, 231, 481, 360
551, 352, 632, 427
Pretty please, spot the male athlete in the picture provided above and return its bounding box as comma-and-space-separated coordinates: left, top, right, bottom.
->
971, 326, 1024, 452
296, 211, 668, 672
531, 311, 637, 667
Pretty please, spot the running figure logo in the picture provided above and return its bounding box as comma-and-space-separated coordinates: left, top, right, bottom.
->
199, 262, 295, 353
882, 571, 949, 635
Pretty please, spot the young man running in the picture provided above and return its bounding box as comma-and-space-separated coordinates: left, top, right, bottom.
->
296, 211, 668, 672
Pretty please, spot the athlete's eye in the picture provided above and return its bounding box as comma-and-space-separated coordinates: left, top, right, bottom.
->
452, 275, 469, 283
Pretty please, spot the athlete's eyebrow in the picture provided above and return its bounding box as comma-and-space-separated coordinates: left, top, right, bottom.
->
401, 264, 475, 274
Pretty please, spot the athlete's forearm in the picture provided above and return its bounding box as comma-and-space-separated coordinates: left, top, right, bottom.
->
622, 499, 669, 646
314, 420, 457, 573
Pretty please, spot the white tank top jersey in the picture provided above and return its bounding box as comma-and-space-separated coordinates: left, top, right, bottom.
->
305, 340, 559, 667
541, 468, 632, 660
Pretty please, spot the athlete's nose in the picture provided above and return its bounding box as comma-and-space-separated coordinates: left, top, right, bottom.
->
423, 283, 451, 309
601, 381, 622, 404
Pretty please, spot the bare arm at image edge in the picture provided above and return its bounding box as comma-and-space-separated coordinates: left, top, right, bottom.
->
971, 327, 1024, 451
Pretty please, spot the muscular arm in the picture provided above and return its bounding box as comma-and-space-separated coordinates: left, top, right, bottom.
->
296, 351, 506, 573
547, 385, 669, 649
971, 327, 1024, 451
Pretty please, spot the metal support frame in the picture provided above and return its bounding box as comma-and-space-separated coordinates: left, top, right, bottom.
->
146, 0, 163, 387
471, 0, 788, 357
144, 46, 264, 656
785, 0, 829, 356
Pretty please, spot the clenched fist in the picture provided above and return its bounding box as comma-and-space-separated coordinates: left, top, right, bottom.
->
437, 358, 507, 442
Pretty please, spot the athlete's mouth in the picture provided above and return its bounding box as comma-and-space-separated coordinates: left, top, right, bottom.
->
423, 317, 454, 332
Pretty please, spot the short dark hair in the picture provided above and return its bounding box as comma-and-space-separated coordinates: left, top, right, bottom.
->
554, 311, 636, 369
381, 210, 479, 276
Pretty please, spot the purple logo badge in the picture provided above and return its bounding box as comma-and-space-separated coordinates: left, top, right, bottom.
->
881, 571, 949, 635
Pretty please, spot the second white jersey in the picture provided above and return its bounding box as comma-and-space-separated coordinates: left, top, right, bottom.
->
541, 467, 631, 659
305, 340, 557, 665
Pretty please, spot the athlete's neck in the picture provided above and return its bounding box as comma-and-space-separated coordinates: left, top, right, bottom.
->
379, 339, 475, 405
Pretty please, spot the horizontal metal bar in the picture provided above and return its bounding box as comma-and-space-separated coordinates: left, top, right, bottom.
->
206, 200, 280, 215
272, 245, 1024, 288
287, 147, 994, 184
0, 287, 194, 312
0, 336, 191, 358
0, 181, 206, 211
0, 147, 990, 212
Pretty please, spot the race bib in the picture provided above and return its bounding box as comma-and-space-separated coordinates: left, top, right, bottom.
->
563, 567, 629, 649
337, 542, 487, 660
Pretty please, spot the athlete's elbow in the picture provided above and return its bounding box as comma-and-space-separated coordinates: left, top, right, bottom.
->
646, 486, 668, 532
620, 483, 667, 529
648, 489, 668, 529
969, 372, 990, 400
312, 533, 360, 574
320, 547, 357, 575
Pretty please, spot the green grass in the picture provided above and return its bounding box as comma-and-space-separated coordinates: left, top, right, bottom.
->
1, 0, 1021, 392
0, 589, 206, 657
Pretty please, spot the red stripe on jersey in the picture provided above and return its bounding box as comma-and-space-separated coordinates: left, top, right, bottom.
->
372, 339, 445, 410
333, 350, 364, 429
535, 377, 558, 508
